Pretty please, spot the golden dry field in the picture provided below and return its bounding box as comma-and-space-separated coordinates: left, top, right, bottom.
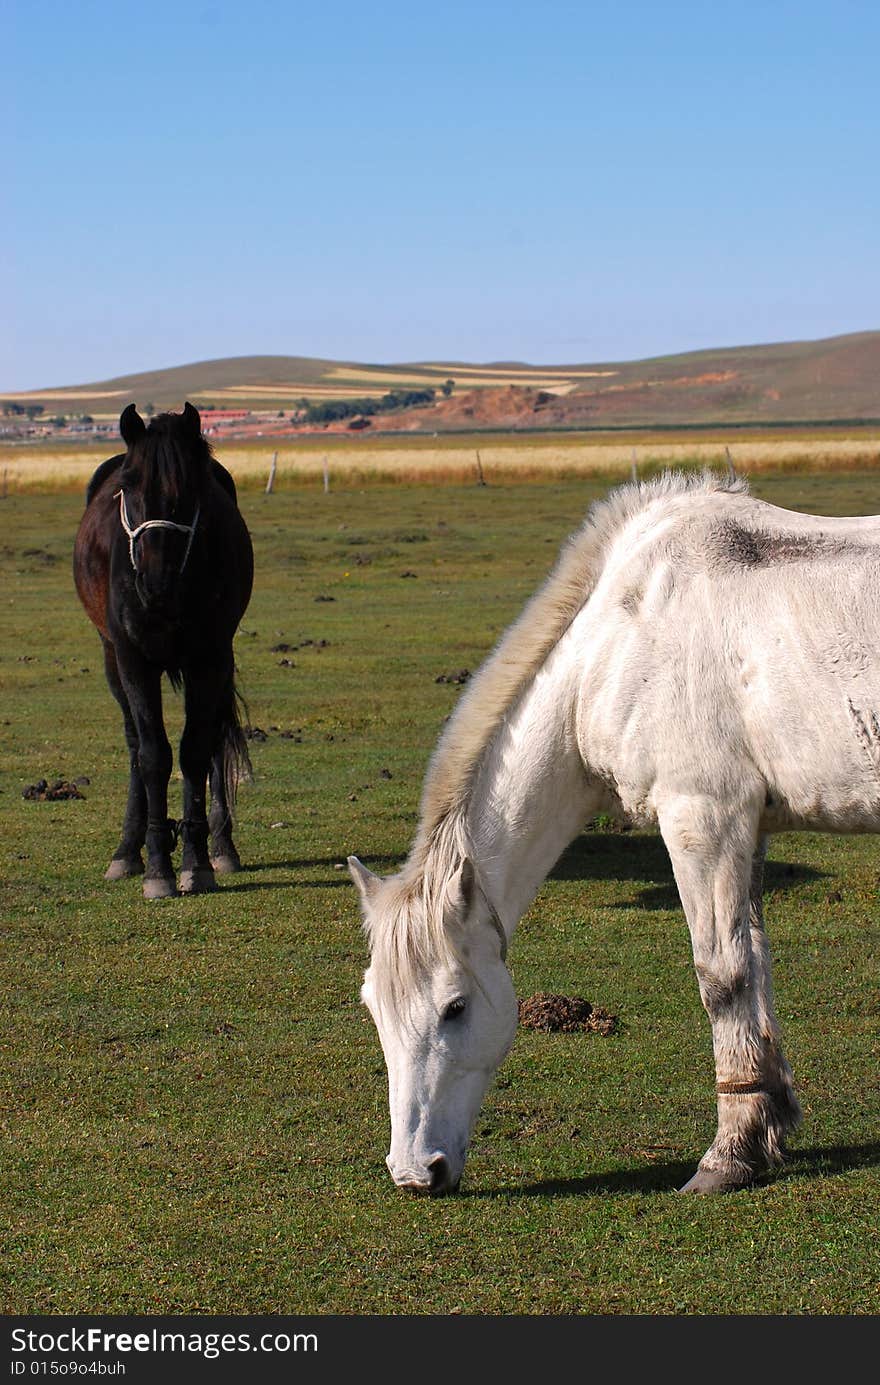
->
3, 428, 880, 492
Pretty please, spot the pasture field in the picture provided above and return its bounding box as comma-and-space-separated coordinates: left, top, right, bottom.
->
1, 468, 879, 1315
2, 426, 880, 493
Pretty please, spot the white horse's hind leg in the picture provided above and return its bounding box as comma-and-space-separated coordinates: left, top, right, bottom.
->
745, 833, 801, 1150
658, 799, 800, 1192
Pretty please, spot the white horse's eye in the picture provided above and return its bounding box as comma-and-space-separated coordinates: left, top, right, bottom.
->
442, 997, 467, 1022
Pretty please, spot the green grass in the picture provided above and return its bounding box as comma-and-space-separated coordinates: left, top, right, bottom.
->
1, 470, 879, 1314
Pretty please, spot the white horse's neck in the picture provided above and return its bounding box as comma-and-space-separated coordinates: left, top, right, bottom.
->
462, 626, 600, 936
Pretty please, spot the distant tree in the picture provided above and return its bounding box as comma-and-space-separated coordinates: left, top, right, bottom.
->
441, 378, 455, 397
80, 414, 93, 425
144, 402, 156, 417
302, 388, 435, 426
277, 409, 285, 417
25, 404, 44, 420
52, 416, 66, 427
381, 388, 435, 411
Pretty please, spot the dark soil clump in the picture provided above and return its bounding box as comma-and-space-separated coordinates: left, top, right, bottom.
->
23, 778, 85, 801
518, 992, 616, 1035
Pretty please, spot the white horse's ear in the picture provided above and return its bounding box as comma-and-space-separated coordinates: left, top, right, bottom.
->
348, 855, 382, 909
446, 856, 476, 921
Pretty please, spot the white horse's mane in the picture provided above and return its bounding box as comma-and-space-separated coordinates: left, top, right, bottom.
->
367, 469, 748, 998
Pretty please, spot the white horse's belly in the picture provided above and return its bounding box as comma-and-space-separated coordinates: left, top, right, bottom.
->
744, 678, 880, 832
571, 560, 880, 835
737, 589, 880, 831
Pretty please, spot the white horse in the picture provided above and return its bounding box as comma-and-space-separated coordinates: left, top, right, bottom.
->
349, 470, 880, 1194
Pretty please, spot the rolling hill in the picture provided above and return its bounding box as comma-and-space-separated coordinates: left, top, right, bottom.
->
4, 331, 879, 431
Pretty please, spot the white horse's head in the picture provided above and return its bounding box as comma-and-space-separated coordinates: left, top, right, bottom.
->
348, 853, 517, 1194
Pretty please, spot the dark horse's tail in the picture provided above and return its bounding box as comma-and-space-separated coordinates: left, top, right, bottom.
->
166, 663, 252, 816
219, 676, 253, 814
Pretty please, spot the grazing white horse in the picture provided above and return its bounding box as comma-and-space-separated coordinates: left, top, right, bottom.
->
349, 470, 880, 1194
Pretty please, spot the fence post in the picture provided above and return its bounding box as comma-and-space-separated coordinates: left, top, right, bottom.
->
323, 456, 330, 494
265, 451, 278, 494
475, 450, 486, 486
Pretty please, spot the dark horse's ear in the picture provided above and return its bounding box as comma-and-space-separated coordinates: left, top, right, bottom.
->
119, 404, 146, 445
183, 401, 202, 435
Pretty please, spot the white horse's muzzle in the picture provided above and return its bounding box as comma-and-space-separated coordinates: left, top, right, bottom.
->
387, 1152, 459, 1195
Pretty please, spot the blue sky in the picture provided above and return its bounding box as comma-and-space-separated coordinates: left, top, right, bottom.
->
4, 0, 878, 389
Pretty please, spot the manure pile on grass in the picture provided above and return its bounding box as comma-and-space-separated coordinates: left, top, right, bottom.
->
518, 992, 616, 1035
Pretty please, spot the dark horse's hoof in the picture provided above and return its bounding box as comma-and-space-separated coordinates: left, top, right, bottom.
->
179, 867, 218, 894
210, 852, 242, 875
105, 856, 145, 880
143, 875, 178, 900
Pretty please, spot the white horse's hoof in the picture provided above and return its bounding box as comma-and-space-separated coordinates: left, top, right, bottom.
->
678, 1168, 750, 1194
105, 857, 144, 880
179, 867, 218, 894
143, 876, 178, 900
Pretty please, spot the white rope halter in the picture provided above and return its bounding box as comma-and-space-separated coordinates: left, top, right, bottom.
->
114, 489, 200, 572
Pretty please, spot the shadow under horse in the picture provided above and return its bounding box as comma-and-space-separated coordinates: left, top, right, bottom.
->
74, 402, 254, 898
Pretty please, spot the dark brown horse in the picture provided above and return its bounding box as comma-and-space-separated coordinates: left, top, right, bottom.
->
74, 402, 254, 898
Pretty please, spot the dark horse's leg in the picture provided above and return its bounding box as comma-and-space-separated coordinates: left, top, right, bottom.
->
177, 659, 235, 894
209, 750, 242, 874
102, 637, 146, 879
115, 644, 177, 899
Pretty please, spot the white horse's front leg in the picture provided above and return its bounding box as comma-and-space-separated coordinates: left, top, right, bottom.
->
658, 799, 801, 1192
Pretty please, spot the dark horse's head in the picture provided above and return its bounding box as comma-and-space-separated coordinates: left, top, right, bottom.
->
117, 402, 211, 613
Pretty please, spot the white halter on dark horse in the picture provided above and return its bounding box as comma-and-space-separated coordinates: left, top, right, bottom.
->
349, 469, 880, 1195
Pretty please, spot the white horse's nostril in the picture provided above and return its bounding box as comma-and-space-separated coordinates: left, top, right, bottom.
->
427, 1154, 450, 1192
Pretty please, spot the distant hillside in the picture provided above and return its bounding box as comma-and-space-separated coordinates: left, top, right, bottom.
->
4, 331, 879, 430
557, 331, 880, 427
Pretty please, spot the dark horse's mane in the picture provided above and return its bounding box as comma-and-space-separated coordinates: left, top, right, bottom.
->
86, 411, 238, 508
121, 410, 211, 499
